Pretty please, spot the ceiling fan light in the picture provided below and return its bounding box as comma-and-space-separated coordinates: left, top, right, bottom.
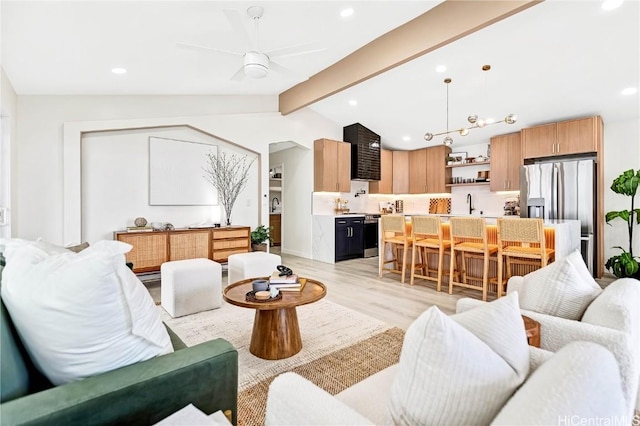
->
244, 51, 269, 78
245, 64, 268, 78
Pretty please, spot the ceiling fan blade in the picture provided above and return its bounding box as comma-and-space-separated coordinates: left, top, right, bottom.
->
223, 8, 253, 50
176, 42, 243, 57
230, 65, 246, 81
264, 42, 327, 59
269, 60, 295, 77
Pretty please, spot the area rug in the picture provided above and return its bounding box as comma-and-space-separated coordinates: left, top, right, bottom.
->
160, 299, 395, 391
237, 327, 405, 426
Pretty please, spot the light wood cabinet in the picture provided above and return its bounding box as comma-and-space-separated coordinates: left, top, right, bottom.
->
392, 151, 409, 194
409, 148, 428, 194
169, 229, 210, 261
490, 132, 522, 191
211, 227, 251, 263
409, 146, 451, 194
314, 138, 351, 192
522, 116, 602, 159
557, 116, 601, 155
115, 232, 168, 273
270, 214, 282, 246
426, 145, 451, 194
115, 226, 250, 272
369, 149, 393, 194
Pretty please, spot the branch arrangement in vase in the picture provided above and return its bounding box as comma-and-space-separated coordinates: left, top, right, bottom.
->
203, 151, 256, 226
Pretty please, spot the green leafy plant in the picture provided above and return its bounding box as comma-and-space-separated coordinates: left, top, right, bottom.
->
605, 169, 640, 278
251, 225, 272, 246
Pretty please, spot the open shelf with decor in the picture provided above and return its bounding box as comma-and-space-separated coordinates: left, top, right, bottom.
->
446, 160, 491, 168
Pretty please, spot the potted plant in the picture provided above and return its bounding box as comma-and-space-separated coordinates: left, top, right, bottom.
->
251, 225, 272, 252
605, 168, 640, 278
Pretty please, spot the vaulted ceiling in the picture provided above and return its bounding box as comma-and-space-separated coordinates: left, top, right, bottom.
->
2, 1, 638, 150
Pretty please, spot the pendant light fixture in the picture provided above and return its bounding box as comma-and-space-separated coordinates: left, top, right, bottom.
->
424, 65, 517, 145
424, 78, 454, 146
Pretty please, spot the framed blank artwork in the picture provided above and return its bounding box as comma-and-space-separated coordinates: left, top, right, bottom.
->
149, 137, 218, 206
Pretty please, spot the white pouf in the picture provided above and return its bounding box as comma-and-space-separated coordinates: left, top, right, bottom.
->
161, 258, 222, 318
227, 252, 282, 286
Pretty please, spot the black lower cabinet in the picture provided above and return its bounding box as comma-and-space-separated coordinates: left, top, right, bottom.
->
335, 217, 364, 261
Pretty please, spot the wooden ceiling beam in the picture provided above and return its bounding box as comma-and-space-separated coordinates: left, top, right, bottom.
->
279, 0, 542, 115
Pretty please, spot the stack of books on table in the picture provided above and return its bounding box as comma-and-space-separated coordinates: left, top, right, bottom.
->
268, 272, 307, 292
126, 226, 153, 232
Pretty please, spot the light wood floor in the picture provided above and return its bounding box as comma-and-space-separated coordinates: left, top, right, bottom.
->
273, 248, 492, 330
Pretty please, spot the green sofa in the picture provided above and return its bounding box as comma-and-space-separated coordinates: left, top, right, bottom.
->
0, 261, 238, 425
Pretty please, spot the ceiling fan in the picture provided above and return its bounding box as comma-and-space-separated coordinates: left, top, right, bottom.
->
177, 5, 326, 81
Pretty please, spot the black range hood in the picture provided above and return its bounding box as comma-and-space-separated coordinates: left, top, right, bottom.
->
343, 123, 381, 181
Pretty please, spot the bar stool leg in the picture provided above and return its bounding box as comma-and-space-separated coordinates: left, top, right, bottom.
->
448, 248, 456, 295
410, 244, 418, 285
437, 245, 444, 292
482, 253, 489, 302
497, 252, 504, 298
401, 242, 409, 283
378, 240, 385, 278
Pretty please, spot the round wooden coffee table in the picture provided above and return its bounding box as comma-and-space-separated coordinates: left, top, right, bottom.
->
223, 277, 327, 360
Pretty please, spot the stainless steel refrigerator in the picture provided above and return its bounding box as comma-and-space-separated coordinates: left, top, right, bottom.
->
520, 158, 597, 275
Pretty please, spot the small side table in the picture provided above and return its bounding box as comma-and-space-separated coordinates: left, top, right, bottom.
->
522, 315, 541, 348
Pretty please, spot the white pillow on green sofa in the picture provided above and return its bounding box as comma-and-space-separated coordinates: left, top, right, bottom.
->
519, 250, 602, 320
388, 293, 529, 425
0, 239, 172, 385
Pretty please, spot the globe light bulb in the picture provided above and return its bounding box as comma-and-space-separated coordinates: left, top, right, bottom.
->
443, 136, 453, 146
424, 132, 434, 141
459, 128, 469, 136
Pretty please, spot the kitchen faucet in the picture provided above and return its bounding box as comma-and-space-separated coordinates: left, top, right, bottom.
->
467, 193, 475, 215
271, 197, 280, 213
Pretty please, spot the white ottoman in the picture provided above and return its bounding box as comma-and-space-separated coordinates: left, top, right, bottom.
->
161, 258, 222, 318
227, 252, 282, 286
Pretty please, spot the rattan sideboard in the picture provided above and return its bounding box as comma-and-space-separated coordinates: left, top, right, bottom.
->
114, 226, 251, 273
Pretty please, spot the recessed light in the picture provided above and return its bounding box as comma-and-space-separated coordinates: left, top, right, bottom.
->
602, 0, 623, 10
435, 65, 447, 73
621, 87, 638, 95
111, 67, 127, 75
402, 136, 411, 141
340, 8, 354, 18
348, 99, 358, 106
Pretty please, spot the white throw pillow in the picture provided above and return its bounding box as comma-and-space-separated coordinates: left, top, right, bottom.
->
0, 239, 172, 385
519, 250, 602, 320
388, 293, 529, 425
492, 341, 626, 424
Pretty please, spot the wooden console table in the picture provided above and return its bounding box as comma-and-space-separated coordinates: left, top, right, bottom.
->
114, 226, 250, 273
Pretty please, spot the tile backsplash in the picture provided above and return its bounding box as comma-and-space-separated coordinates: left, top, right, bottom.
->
312, 180, 519, 216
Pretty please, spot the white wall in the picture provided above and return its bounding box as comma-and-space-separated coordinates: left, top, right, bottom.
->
270, 145, 314, 258
603, 117, 640, 263
82, 126, 259, 243
0, 69, 17, 238
14, 95, 340, 260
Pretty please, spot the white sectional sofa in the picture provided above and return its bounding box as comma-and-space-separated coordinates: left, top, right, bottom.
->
265, 292, 629, 425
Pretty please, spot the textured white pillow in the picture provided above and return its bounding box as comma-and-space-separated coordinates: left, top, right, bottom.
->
0, 239, 172, 385
492, 341, 626, 424
388, 293, 529, 425
519, 250, 602, 320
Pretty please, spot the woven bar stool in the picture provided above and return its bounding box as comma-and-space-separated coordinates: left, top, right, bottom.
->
497, 218, 555, 297
379, 214, 416, 283
410, 215, 453, 291
448, 217, 498, 301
